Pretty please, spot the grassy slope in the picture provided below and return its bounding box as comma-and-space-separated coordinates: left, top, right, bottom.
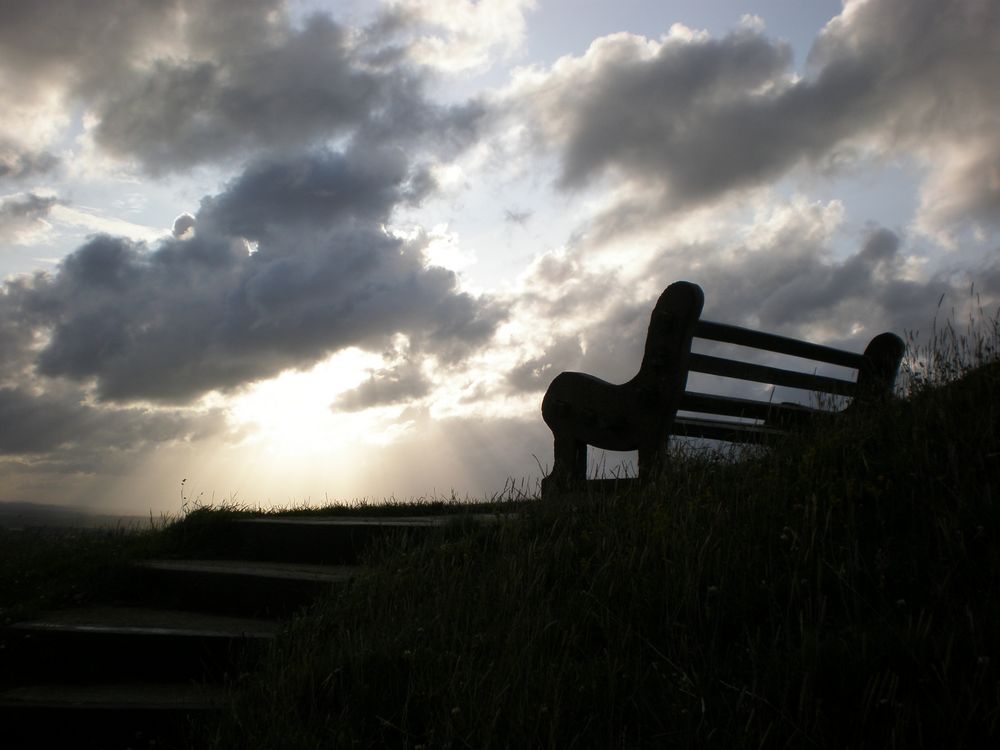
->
0, 525, 162, 626
206, 361, 1000, 749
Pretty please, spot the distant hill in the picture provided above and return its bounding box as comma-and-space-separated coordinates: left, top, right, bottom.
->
0, 501, 150, 530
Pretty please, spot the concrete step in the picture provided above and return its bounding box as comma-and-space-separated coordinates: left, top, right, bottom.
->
1, 606, 278, 684
230, 512, 514, 563
0, 682, 225, 749
135, 558, 358, 615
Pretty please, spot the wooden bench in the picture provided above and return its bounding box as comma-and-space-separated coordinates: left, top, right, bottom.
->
540, 280, 905, 496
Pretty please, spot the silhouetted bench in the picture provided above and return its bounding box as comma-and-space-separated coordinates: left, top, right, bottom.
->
540, 281, 905, 496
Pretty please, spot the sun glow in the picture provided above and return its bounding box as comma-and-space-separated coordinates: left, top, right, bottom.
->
228, 348, 389, 457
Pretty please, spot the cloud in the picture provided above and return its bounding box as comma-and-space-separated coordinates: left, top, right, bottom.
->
504, 196, 996, 398
506, 335, 582, 393
502, 25, 798, 207
333, 360, 431, 411
200, 148, 427, 239
0, 192, 59, 244
503, 208, 532, 226
0, 1, 487, 175
4, 148, 504, 403
807, 0, 1000, 239
172, 213, 196, 239
0, 271, 225, 464
89, 13, 386, 172
379, 0, 537, 73
0, 141, 60, 181
0, 0, 186, 160
499, 0, 1000, 237
0, 385, 222, 458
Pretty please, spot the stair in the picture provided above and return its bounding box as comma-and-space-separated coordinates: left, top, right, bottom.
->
0, 511, 502, 749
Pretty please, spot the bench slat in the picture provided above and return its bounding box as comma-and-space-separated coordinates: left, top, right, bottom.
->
671, 416, 785, 444
687, 353, 858, 396
694, 320, 867, 370
678, 391, 826, 422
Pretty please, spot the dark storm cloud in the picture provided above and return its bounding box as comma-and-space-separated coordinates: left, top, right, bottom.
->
0, 283, 41, 382
22, 230, 502, 402
1, 272, 225, 469
200, 148, 424, 239
510, 0, 1000, 234
0, 385, 222, 457
89, 8, 487, 173
90, 13, 384, 172
333, 360, 431, 412
4, 148, 504, 403
0, 0, 486, 174
552, 28, 797, 198
0, 193, 59, 241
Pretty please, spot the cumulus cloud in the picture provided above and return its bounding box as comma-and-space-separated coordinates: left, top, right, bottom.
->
504, 197, 995, 397
172, 213, 196, 239
0, 1, 508, 489
0, 0, 486, 175
91, 14, 385, 172
0, 192, 59, 244
3, 147, 504, 403
0, 0, 184, 163
0, 141, 60, 181
0, 275, 225, 466
200, 148, 427, 239
333, 360, 432, 411
500, 0, 1000, 237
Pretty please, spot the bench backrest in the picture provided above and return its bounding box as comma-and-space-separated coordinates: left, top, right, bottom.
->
671, 321, 905, 444
539, 281, 906, 496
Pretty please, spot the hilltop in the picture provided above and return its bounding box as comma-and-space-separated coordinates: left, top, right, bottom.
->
202, 356, 999, 748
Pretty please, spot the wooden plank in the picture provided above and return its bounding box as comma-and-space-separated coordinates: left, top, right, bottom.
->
671, 417, 784, 444
139, 559, 357, 583
687, 353, 858, 396
678, 391, 829, 422
694, 320, 866, 369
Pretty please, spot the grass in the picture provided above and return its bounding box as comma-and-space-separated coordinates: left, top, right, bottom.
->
0, 523, 163, 626
202, 318, 1000, 749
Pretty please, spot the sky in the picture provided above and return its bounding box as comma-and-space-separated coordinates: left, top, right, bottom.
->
2, 0, 999, 513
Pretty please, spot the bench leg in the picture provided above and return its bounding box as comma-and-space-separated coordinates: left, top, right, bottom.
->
542, 433, 587, 497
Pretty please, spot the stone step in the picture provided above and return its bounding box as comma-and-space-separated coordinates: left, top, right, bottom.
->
0, 682, 225, 750
1, 606, 278, 684
229, 512, 514, 563
135, 558, 358, 615
0, 512, 510, 748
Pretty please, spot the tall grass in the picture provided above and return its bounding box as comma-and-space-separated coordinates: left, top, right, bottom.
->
203, 311, 1000, 749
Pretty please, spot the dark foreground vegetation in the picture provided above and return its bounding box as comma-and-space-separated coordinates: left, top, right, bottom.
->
3, 318, 999, 748
199, 322, 998, 749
